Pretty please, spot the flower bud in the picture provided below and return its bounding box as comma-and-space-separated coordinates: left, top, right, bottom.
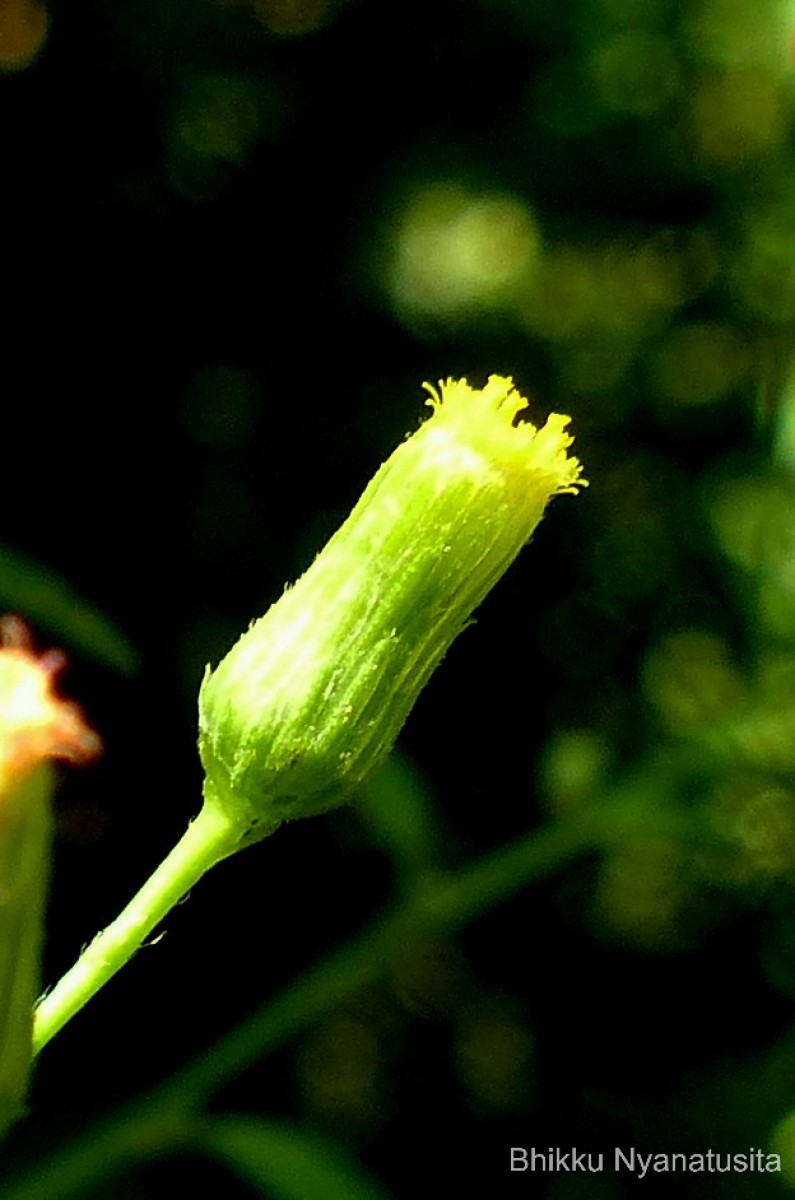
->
198, 376, 586, 842
0, 618, 99, 1132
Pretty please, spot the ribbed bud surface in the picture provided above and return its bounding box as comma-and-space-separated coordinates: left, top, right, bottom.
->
198, 376, 586, 839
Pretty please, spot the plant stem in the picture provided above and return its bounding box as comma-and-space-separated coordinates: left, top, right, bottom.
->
3, 813, 600, 1200
4, 762, 703, 1200
33, 744, 695, 1056
32, 804, 242, 1054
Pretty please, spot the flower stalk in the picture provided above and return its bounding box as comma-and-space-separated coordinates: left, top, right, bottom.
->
0, 619, 99, 1131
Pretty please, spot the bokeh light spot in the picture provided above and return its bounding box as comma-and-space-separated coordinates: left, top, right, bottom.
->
707, 775, 795, 884
298, 1012, 383, 1133
167, 72, 281, 200
650, 320, 749, 405
593, 835, 693, 951
704, 467, 795, 645
519, 233, 686, 347
590, 31, 681, 116
455, 1001, 534, 1111
730, 198, 795, 322
685, 0, 790, 71
641, 629, 744, 734
691, 70, 786, 165
539, 728, 610, 815
385, 183, 541, 326
175, 75, 261, 163
706, 471, 795, 636
0, 0, 47, 73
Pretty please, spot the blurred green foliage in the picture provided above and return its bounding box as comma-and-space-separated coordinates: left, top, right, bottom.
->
0, 546, 138, 675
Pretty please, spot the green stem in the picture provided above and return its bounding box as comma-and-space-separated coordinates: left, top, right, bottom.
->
33, 745, 692, 1057
2, 812, 609, 1200
11, 754, 700, 1199
32, 804, 242, 1055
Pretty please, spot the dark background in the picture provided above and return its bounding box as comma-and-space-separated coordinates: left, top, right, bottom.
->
3, 0, 795, 1196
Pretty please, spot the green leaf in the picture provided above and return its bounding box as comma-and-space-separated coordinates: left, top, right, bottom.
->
0, 545, 138, 675
202, 1116, 394, 1200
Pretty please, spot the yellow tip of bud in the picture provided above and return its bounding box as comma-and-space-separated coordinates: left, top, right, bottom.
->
422, 374, 586, 497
